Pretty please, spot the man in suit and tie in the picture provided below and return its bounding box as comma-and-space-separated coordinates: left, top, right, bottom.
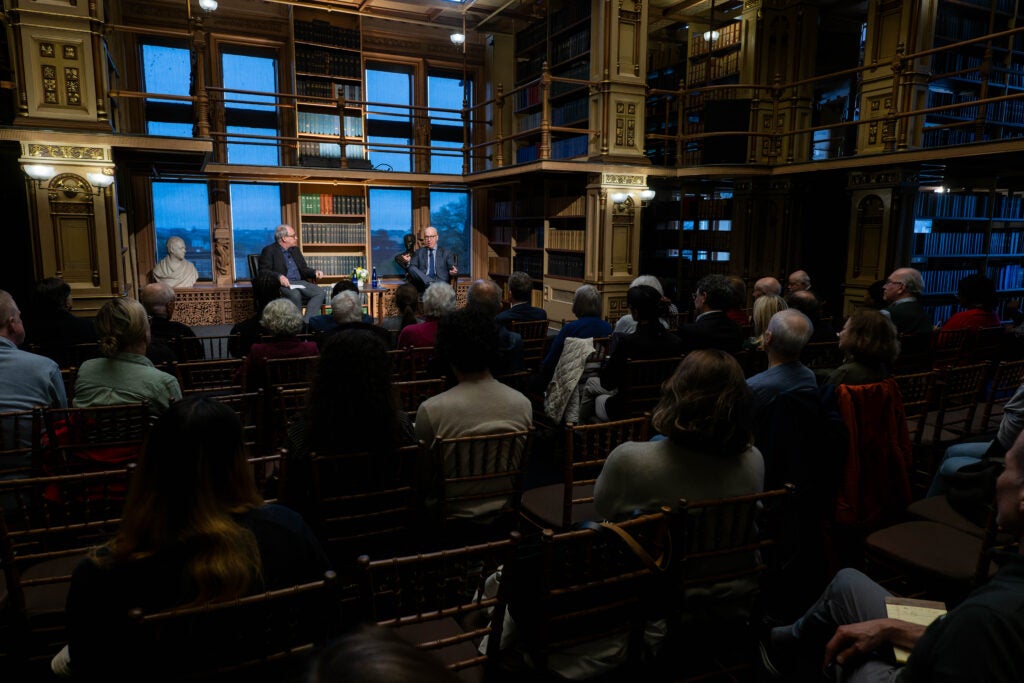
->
676, 273, 745, 353
258, 224, 324, 322
395, 226, 457, 292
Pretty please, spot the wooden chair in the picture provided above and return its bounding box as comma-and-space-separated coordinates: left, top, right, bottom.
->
424, 429, 534, 543
169, 335, 206, 362
248, 451, 282, 503
800, 340, 843, 371
0, 467, 133, 664
211, 390, 264, 454
520, 417, 649, 530
893, 371, 939, 495
60, 367, 76, 404
494, 369, 533, 396
358, 534, 516, 677
393, 378, 446, 419
968, 325, 1009, 363
0, 407, 43, 477
978, 359, 1024, 433
513, 510, 671, 677
303, 445, 420, 567
404, 346, 435, 381
511, 319, 550, 371
196, 333, 240, 361
270, 385, 310, 450
27, 342, 100, 369
893, 332, 934, 373
42, 402, 151, 473
126, 570, 342, 681
387, 348, 407, 378
263, 354, 319, 388
931, 328, 972, 369
619, 356, 684, 417
931, 362, 989, 441
175, 358, 244, 395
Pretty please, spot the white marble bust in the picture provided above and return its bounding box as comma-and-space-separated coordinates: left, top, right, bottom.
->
153, 236, 199, 288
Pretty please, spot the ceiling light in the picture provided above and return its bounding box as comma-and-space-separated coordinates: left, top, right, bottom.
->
450, 32, 466, 45
703, 30, 720, 42
197, 0, 218, 10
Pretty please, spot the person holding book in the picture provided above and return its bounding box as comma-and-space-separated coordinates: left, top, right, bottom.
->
761, 429, 1024, 682
258, 224, 324, 322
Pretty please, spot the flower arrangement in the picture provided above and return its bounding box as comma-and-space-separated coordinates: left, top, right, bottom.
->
353, 267, 369, 287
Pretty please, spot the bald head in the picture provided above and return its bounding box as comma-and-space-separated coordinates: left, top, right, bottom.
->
787, 270, 811, 293
140, 282, 176, 319
467, 279, 503, 317
753, 277, 782, 300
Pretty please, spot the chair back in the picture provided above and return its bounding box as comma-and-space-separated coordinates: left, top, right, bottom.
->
270, 385, 309, 450
969, 325, 1009, 363
512, 320, 550, 370
426, 429, 533, 523
932, 362, 989, 440
246, 253, 260, 280
620, 356, 685, 417
932, 328, 972, 368
42, 403, 151, 473
263, 355, 319, 388
393, 378, 446, 419
127, 570, 341, 681
247, 452, 281, 503
979, 359, 1024, 433
308, 445, 420, 566
60, 367, 77, 404
894, 332, 934, 373
198, 334, 240, 360
175, 358, 244, 395
560, 417, 648, 528
211, 390, 264, 453
893, 371, 937, 445
27, 342, 100, 369
515, 511, 670, 670
0, 407, 43, 477
358, 535, 517, 675
800, 341, 843, 370
404, 346, 435, 380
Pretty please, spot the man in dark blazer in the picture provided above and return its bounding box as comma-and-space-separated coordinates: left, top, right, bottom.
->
677, 273, 745, 353
883, 267, 934, 335
395, 226, 457, 292
258, 224, 324, 322
495, 271, 547, 324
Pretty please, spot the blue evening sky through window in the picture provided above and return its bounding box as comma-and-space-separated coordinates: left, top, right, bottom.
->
222, 51, 279, 165
369, 188, 412, 277
230, 184, 282, 279
152, 182, 212, 279
366, 67, 412, 171
142, 44, 189, 103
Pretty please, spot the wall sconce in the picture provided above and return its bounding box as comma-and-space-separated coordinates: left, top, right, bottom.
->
23, 164, 56, 182
703, 30, 720, 42
23, 165, 116, 196
450, 32, 466, 46
639, 189, 656, 203
87, 169, 116, 189
610, 191, 629, 204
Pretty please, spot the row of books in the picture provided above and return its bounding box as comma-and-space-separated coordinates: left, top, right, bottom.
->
295, 48, 360, 79
915, 191, 1024, 219
513, 254, 543, 280
991, 264, 1024, 290
297, 112, 363, 137
935, 10, 999, 42
914, 232, 985, 255
547, 253, 585, 279
552, 96, 587, 126
296, 79, 362, 102
515, 229, 543, 249
306, 255, 366, 276
515, 18, 548, 53
547, 228, 584, 251
490, 225, 512, 244
687, 22, 741, 58
517, 111, 541, 133
550, 134, 588, 159
301, 222, 366, 244
921, 268, 986, 295
551, 61, 590, 96
551, 29, 590, 66
491, 199, 544, 219
517, 55, 545, 85
990, 232, 1024, 253
549, 195, 585, 217
687, 50, 740, 84
487, 256, 511, 273
514, 84, 541, 112
922, 127, 984, 147
551, 2, 589, 35
297, 141, 366, 167
294, 20, 360, 49
300, 193, 366, 215
516, 144, 539, 163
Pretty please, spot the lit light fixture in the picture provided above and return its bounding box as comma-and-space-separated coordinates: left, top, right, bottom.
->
450, 32, 466, 46
87, 170, 116, 188
23, 164, 57, 182
197, 0, 218, 10
639, 189, 656, 202
703, 30, 720, 42
933, 186, 949, 193
610, 192, 629, 204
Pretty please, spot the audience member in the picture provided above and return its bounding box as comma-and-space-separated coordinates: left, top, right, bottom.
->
928, 380, 1024, 497
941, 274, 1002, 331
753, 277, 782, 300
140, 282, 203, 361
744, 294, 788, 351
283, 330, 416, 514
763, 429, 1024, 683
242, 298, 318, 390
595, 349, 762, 519
585, 285, 684, 422
495, 271, 547, 324
786, 289, 836, 342
677, 274, 745, 353
397, 282, 455, 348
725, 275, 749, 325
22, 276, 96, 350
467, 278, 525, 375
541, 284, 612, 382
308, 281, 372, 334
62, 396, 329, 679
380, 283, 422, 334
787, 270, 811, 293
882, 267, 933, 334
824, 309, 899, 385
612, 275, 679, 334
317, 290, 391, 348
415, 309, 532, 520
309, 625, 460, 683
229, 271, 282, 358
747, 309, 816, 416
863, 280, 887, 310
74, 297, 181, 416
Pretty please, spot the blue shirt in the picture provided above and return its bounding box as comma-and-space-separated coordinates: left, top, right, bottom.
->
280, 245, 302, 282
0, 336, 67, 412
746, 361, 817, 416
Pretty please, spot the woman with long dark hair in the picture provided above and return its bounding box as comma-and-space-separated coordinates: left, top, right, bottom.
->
62, 397, 328, 678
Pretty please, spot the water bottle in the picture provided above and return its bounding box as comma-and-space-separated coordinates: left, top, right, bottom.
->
371, 266, 378, 288
351, 268, 358, 286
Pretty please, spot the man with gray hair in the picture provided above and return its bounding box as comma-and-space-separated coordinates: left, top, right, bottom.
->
677, 273, 745, 353
787, 270, 811, 293
140, 282, 203, 360
317, 290, 390, 348
753, 276, 783, 300
467, 279, 524, 374
746, 309, 816, 416
541, 284, 612, 382
397, 282, 456, 348
258, 224, 324, 322
882, 266, 932, 335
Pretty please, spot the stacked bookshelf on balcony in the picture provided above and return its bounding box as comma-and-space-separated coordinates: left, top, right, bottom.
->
513, 0, 592, 164
683, 21, 743, 165
293, 9, 368, 168
910, 186, 1024, 325
923, 0, 1024, 148
646, 38, 686, 166
298, 185, 368, 287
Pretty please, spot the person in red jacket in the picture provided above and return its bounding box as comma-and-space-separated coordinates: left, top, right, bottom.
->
941, 274, 1002, 331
